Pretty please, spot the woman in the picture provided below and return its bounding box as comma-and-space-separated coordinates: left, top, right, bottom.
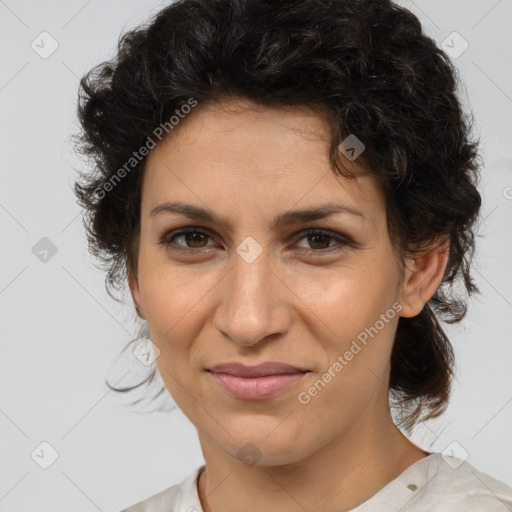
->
73, 0, 512, 510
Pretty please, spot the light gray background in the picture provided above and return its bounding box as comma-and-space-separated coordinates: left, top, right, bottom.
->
0, 1, 511, 510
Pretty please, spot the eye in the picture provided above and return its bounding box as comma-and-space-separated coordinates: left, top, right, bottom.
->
159, 227, 215, 253
158, 227, 350, 256
293, 228, 349, 256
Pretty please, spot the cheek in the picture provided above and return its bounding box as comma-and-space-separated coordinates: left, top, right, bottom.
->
292, 262, 395, 341
138, 246, 218, 337
293, 264, 399, 396
294, 313, 397, 438
137, 264, 231, 409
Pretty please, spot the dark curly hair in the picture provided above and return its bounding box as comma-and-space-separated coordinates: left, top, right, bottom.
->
73, 0, 483, 432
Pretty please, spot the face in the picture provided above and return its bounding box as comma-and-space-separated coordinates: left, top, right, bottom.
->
130, 97, 418, 467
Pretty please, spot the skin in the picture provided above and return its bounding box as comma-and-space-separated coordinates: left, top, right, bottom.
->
129, 97, 450, 512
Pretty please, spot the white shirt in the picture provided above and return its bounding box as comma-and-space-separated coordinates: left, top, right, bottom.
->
120, 452, 512, 511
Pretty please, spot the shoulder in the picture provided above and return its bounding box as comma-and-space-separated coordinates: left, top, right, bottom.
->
118, 465, 205, 512
409, 453, 512, 511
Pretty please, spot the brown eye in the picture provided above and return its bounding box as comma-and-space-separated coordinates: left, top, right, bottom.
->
294, 229, 349, 256
304, 233, 333, 250
159, 228, 214, 251
177, 231, 210, 248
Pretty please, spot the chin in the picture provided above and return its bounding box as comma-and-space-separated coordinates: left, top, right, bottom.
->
217, 425, 311, 468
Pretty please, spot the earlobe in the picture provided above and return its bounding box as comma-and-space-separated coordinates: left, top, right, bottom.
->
398, 236, 450, 318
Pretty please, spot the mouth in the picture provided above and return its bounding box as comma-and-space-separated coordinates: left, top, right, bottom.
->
207, 362, 309, 401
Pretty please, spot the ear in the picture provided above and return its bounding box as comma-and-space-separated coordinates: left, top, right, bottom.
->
128, 270, 146, 319
398, 235, 450, 318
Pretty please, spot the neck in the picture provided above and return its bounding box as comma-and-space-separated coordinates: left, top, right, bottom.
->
197, 400, 427, 512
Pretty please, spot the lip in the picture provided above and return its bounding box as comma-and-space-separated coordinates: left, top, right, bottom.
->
209, 362, 307, 377
208, 362, 309, 401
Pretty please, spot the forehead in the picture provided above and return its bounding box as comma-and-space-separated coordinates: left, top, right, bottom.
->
151, 98, 333, 163
142, 98, 385, 227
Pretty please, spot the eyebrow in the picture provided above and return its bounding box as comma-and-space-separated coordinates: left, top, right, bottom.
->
149, 201, 366, 229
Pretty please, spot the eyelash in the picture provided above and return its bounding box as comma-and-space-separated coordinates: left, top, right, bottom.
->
158, 227, 350, 257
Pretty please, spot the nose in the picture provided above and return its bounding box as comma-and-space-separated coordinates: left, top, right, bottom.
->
212, 248, 292, 348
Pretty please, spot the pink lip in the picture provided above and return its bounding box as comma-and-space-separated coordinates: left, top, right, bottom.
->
208, 362, 308, 400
